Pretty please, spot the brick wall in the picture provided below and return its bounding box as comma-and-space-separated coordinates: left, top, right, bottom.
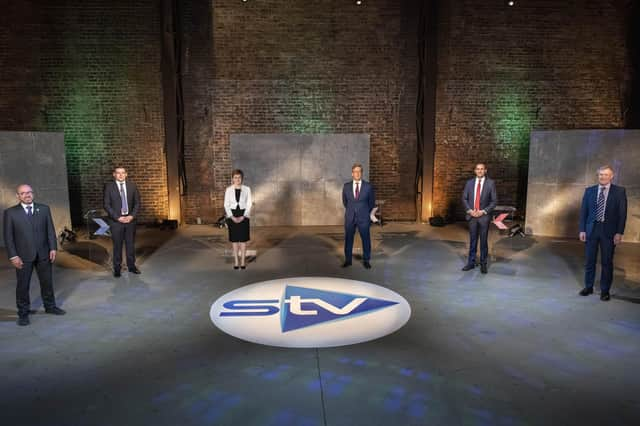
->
180, 0, 420, 223
0, 0, 167, 224
1, 0, 627, 224
433, 0, 625, 219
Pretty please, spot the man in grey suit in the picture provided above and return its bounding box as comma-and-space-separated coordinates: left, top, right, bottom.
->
3, 184, 66, 326
461, 163, 497, 274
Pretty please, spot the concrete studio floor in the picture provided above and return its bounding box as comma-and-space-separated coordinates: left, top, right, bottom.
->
1, 223, 639, 426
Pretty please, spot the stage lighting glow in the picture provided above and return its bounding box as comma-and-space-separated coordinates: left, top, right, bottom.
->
356, 0, 362, 5
508, 1, 515, 6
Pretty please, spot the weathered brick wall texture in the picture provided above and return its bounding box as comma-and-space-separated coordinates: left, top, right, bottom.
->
1, 0, 626, 224
181, 0, 419, 223
0, 0, 167, 224
433, 0, 625, 219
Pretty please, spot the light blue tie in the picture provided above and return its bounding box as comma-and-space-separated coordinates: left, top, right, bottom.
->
120, 183, 129, 215
596, 186, 605, 222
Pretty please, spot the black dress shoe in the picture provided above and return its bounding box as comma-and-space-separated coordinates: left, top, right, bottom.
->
129, 267, 141, 274
17, 316, 30, 326
461, 264, 475, 271
480, 264, 488, 274
240, 265, 246, 270
114, 270, 121, 278
363, 261, 371, 269
600, 292, 610, 301
45, 307, 66, 315
233, 265, 239, 270
342, 261, 352, 268
579, 287, 594, 296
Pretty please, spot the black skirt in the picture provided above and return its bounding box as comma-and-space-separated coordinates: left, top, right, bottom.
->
227, 207, 250, 242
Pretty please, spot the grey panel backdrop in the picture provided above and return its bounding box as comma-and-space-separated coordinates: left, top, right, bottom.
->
0, 131, 72, 247
230, 134, 370, 226
525, 130, 640, 242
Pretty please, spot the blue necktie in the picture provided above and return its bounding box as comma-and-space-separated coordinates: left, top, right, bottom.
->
27, 205, 33, 217
596, 186, 605, 222
120, 183, 129, 215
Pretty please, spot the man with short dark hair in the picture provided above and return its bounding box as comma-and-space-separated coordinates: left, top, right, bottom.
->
461, 163, 497, 274
342, 163, 376, 269
104, 167, 141, 277
3, 184, 66, 326
578, 165, 627, 301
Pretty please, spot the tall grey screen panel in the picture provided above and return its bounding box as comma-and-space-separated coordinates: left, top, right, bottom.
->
525, 130, 640, 242
230, 134, 370, 226
0, 131, 72, 247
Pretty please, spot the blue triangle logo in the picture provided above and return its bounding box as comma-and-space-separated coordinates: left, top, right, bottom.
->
280, 285, 398, 332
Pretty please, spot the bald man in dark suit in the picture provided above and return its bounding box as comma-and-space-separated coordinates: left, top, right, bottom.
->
3, 184, 66, 326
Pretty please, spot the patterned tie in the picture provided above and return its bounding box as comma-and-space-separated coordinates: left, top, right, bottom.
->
27, 205, 33, 217
355, 182, 360, 200
596, 186, 606, 222
120, 183, 129, 215
474, 180, 481, 210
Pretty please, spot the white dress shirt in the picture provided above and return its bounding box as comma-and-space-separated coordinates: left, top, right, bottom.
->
352, 180, 362, 199
116, 180, 128, 214
473, 177, 485, 208
597, 183, 611, 221
466, 177, 487, 215
21, 202, 35, 215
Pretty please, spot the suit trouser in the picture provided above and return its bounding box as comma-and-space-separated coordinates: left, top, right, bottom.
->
111, 221, 136, 270
467, 215, 490, 265
345, 220, 372, 262
16, 254, 56, 317
584, 222, 615, 292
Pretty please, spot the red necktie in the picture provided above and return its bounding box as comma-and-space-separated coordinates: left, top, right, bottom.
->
474, 180, 481, 210
355, 182, 360, 200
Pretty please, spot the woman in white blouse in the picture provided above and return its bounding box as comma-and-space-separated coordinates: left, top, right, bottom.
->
223, 169, 252, 269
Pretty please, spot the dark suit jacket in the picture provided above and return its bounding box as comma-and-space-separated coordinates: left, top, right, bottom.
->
579, 184, 627, 238
104, 181, 141, 222
342, 180, 375, 225
3, 203, 57, 262
462, 177, 497, 220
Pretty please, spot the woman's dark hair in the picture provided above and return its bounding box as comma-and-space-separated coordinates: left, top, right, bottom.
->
232, 169, 244, 180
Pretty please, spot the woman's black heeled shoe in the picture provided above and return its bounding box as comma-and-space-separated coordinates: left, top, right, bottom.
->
240, 265, 246, 270
234, 265, 239, 270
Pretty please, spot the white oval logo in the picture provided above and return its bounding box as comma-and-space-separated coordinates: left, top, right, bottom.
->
210, 277, 411, 348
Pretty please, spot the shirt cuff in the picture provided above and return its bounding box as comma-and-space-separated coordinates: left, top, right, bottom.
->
9, 256, 18, 260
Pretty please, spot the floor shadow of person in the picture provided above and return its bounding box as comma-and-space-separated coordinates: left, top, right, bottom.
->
62, 241, 110, 267
490, 234, 537, 264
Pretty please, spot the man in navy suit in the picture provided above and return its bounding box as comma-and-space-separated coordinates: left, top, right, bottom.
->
104, 167, 141, 277
342, 163, 376, 269
461, 163, 497, 274
3, 184, 66, 326
579, 165, 627, 301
